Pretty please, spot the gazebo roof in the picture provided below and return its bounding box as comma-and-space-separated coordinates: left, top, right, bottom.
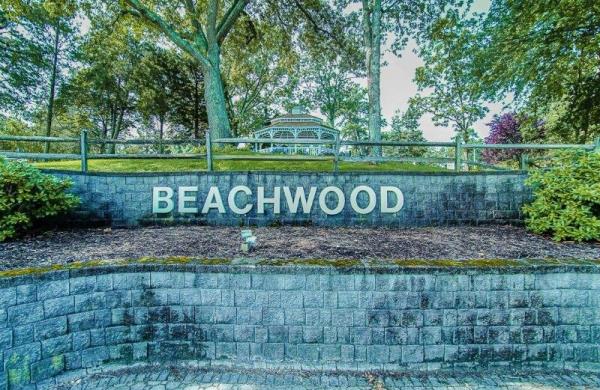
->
257, 112, 339, 133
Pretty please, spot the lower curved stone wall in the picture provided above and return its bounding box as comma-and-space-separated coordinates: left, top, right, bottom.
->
0, 263, 599, 388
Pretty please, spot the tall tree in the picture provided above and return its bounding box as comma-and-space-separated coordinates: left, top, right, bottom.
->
341, 0, 468, 155
0, 3, 45, 115
58, 16, 145, 153
119, 0, 250, 139
42, 0, 78, 152
133, 47, 209, 146
170, 60, 207, 140
222, 18, 298, 137
297, 55, 366, 130
133, 47, 174, 152
385, 103, 427, 157
0, 0, 78, 150
412, 12, 488, 143
478, 0, 600, 143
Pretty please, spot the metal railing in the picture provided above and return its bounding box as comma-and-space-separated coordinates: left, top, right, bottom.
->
210, 133, 599, 173
0, 131, 207, 172
0, 131, 598, 173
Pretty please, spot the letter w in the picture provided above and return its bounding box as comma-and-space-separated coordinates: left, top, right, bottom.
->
283, 187, 317, 214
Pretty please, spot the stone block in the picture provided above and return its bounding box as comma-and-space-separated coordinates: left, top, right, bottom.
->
303, 292, 323, 308
81, 346, 109, 367
69, 277, 95, 295
367, 345, 389, 364
331, 310, 353, 326
297, 344, 319, 362
30, 355, 64, 382
44, 296, 75, 318
283, 309, 303, 326
233, 307, 258, 326
200, 289, 221, 306
0, 328, 11, 349
13, 324, 34, 346
74, 293, 105, 312
280, 291, 303, 308
302, 327, 323, 343
215, 307, 236, 324
35, 317, 67, 340
262, 343, 284, 361
37, 280, 69, 301
210, 325, 234, 342
215, 342, 236, 359
41, 335, 71, 358
8, 303, 44, 326
16, 285, 36, 304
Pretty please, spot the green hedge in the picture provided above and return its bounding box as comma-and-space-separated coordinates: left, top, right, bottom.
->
0, 159, 79, 241
523, 151, 600, 242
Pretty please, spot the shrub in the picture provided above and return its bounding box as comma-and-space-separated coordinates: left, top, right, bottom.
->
0, 159, 79, 241
523, 151, 600, 242
482, 113, 545, 165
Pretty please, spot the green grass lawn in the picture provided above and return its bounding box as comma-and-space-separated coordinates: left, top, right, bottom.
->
34, 157, 447, 173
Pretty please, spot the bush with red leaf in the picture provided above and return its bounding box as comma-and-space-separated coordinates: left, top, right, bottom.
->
482, 113, 523, 164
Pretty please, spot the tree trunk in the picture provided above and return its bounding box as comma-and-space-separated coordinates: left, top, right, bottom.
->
203, 51, 231, 140
110, 108, 125, 154
365, 0, 382, 157
45, 23, 60, 154
193, 73, 200, 139
100, 119, 108, 154
326, 108, 336, 128
158, 116, 164, 154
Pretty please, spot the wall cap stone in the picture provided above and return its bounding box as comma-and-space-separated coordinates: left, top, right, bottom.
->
42, 169, 528, 178
0, 259, 598, 288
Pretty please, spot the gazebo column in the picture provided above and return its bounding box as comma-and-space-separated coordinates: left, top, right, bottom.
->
317, 129, 323, 155
293, 129, 299, 154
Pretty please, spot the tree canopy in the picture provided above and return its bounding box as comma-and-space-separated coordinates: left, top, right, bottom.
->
0, 0, 598, 150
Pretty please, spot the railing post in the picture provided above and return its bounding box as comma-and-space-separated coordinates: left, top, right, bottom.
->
520, 153, 528, 171
205, 131, 213, 172
454, 138, 462, 172
80, 130, 88, 173
334, 135, 341, 173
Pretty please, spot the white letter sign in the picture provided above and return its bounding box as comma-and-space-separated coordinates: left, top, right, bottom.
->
178, 186, 198, 214
350, 185, 377, 214
153, 184, 405, 217
228, 185, 253, 215
152, 187, 174, 214
257, 186, 281, 214
283, 186, 317, 214
318, 186, 345, 215
201, 186, 225, 214
381, 186, 404, 213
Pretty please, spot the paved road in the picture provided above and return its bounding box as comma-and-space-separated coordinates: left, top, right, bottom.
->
51, 365, 600, 389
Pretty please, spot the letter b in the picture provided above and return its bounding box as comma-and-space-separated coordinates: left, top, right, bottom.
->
152, 187, 174, 213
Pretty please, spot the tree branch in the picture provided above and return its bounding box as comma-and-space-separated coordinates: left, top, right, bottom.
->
182, 0, 208, 51
216, 0, 249, 44
382, 0, 402, 13
361, 0, 373, 47
206, 0, 218, 42
123, 0, 211, 69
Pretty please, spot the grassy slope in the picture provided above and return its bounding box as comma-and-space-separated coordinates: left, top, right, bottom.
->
34, 158, 447, 173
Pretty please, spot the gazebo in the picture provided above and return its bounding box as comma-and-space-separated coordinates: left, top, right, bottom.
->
253, 107, 339, 155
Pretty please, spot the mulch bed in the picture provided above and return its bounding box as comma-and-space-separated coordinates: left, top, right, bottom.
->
0, 225, 598, 271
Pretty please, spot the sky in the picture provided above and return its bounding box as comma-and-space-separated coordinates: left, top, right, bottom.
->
374, 0, 501, 141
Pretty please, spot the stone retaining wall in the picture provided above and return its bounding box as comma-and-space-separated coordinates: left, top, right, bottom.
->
45, 171, 531, 227
0, 263, 598, 388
